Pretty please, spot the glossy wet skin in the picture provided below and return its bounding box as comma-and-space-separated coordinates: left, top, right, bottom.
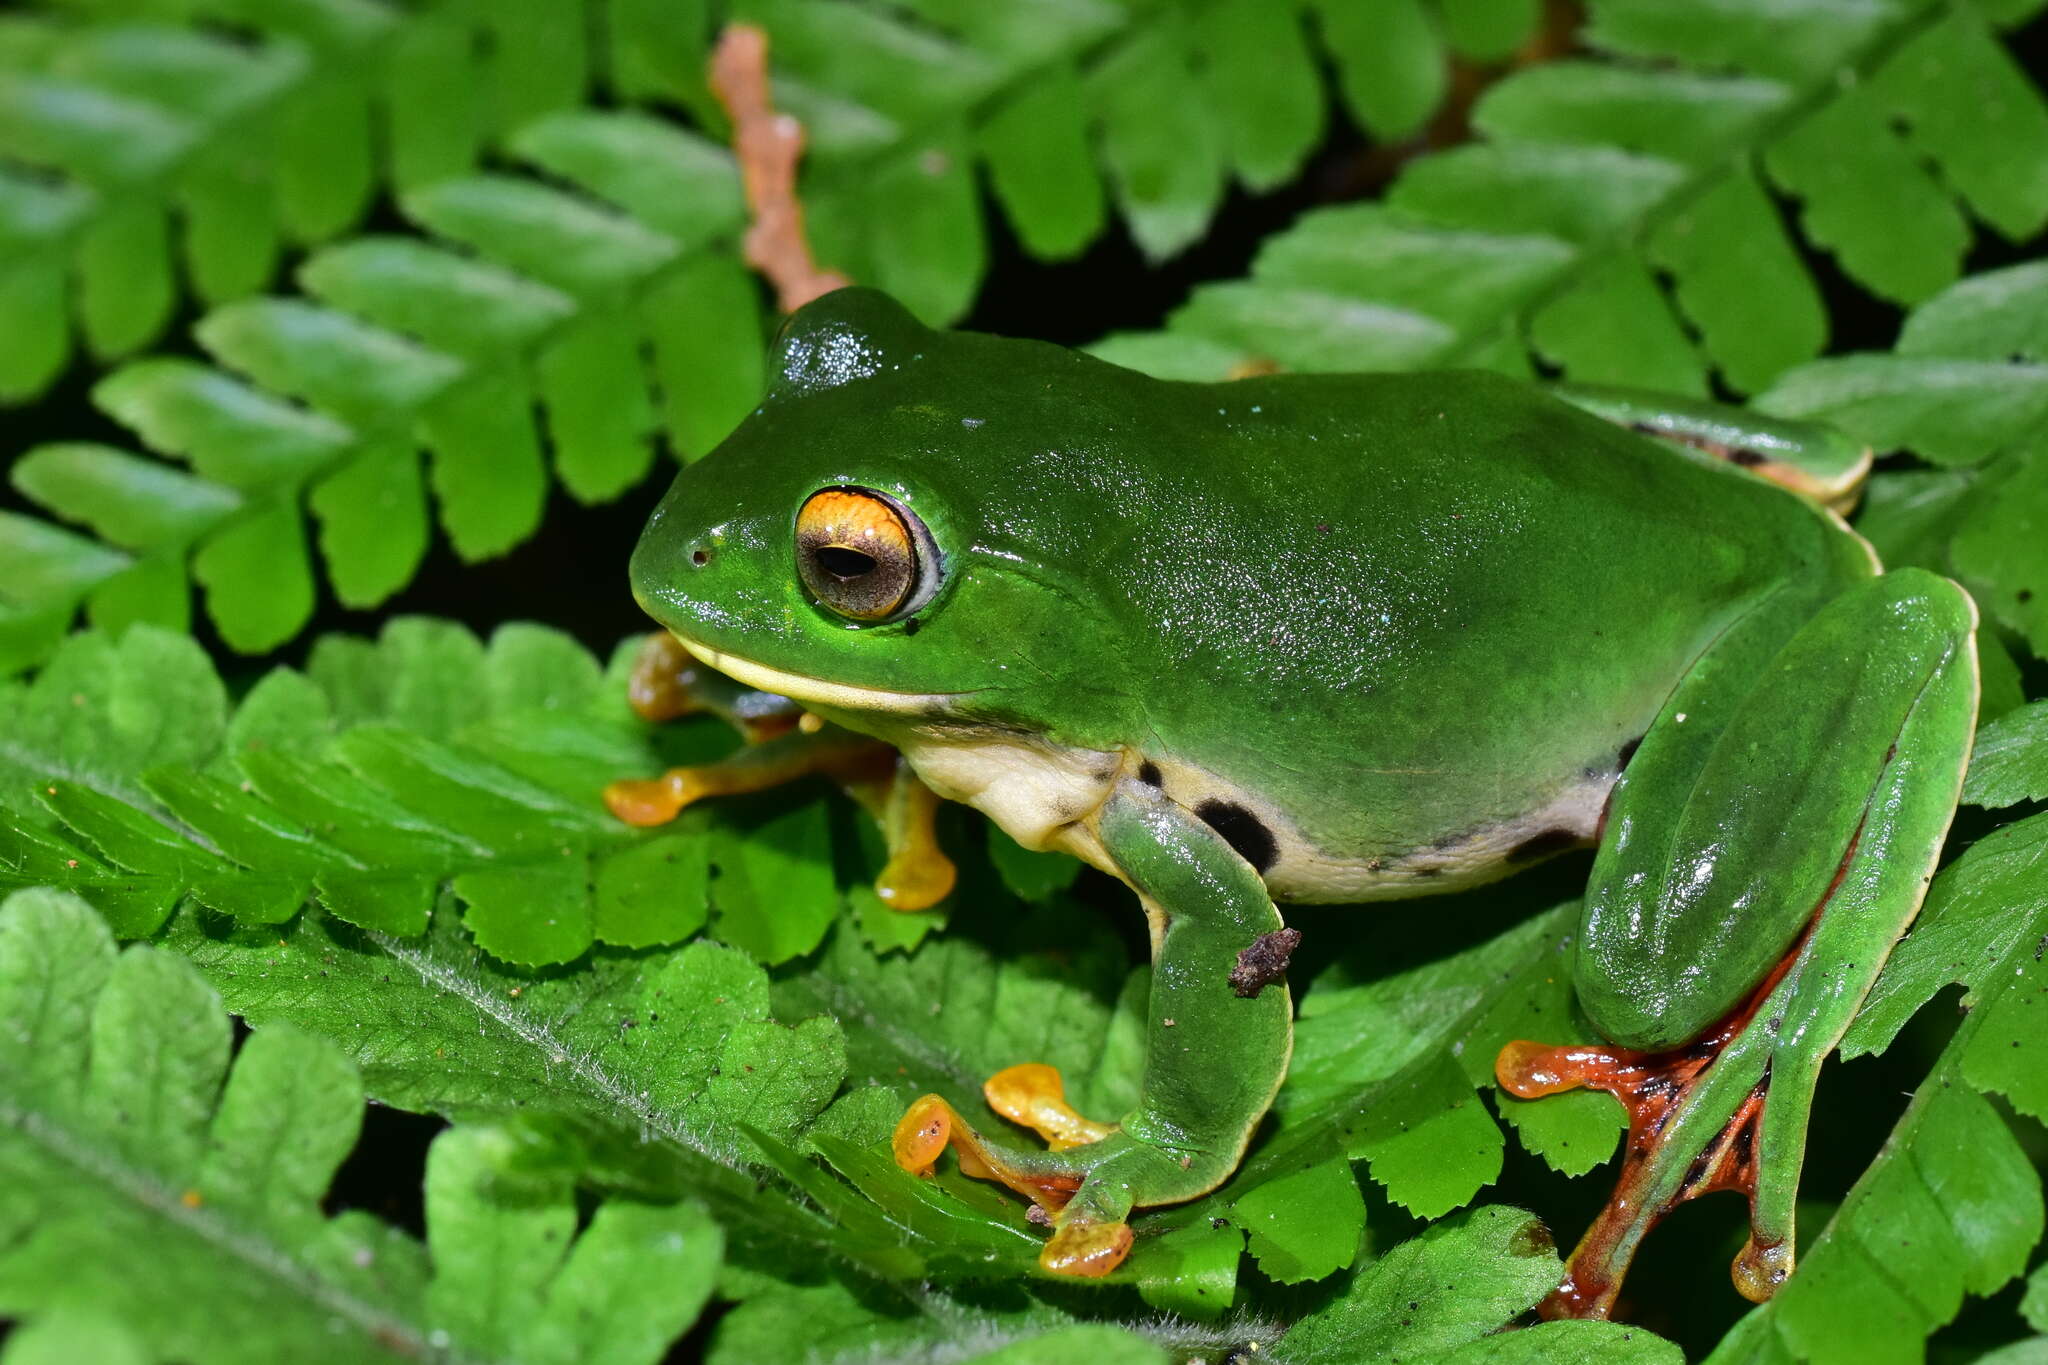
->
628, 288, 1977, 1307
634, 289, 1866, 875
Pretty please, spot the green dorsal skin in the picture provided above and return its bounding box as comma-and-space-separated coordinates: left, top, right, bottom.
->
629, 288, 1977, 1307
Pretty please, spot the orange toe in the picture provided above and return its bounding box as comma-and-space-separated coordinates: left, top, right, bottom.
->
1041, 1217, 1133, 1277
984, 1063, 1118, 1151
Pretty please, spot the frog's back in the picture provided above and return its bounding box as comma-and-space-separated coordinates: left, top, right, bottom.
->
1088, 368, 1873, 901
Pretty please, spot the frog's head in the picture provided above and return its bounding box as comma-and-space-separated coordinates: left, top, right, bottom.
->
631, 288, 1145, 743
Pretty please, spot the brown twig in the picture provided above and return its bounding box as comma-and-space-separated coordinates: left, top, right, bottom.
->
709, 23, 851, 313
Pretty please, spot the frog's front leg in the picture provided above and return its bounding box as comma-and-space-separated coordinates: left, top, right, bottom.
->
621, 629, 809, 739
893, 780, 1295, 1276
1499, 569, 1977, 1317
608, 633, 959, 910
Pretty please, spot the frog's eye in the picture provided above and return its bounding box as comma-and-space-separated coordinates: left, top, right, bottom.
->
794, 487, 940, 623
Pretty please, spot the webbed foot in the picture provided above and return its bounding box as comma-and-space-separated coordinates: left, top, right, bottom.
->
1496, 957, 1792, 1319
893, 1064, 1138, 1277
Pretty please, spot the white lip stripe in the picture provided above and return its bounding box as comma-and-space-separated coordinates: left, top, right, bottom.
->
667, 631, 965, 715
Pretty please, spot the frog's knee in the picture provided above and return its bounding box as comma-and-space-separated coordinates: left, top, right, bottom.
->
1859, 567, 1973, 633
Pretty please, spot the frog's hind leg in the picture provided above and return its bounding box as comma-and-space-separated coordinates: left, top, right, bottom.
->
1552, 383, 1872, 514
1499, 569, 1977, 1318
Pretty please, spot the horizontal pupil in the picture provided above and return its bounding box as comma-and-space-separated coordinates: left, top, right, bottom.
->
818, 545, 878, 579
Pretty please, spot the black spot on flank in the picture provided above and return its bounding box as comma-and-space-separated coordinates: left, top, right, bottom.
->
902, 616, 921, 636
1138, 760, 1162, 787
1630, 421, 1658, 434
1414, 866, 1442, 879
1617, 736, 1643, 769
1195, 799, 1278, 873
1730, 448, 1767, 468
1508, 828, 1582, 864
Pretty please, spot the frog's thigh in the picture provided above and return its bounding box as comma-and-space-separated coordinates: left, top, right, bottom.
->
1577, 568, 1978, 1052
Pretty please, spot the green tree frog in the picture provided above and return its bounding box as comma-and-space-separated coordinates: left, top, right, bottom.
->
615, 289, 1977, 1317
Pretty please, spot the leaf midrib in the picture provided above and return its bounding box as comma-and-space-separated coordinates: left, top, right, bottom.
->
0, 1097, 486, 1365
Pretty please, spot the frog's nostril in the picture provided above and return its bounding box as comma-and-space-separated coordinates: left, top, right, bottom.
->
690, 548, 710, 567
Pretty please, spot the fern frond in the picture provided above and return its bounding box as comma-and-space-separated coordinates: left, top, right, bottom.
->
0, 0, 622, 401
1095, 0, 2048, 399
152, 859, 1117, 1287
742, 0, 1525, 303
1, 0, 1500, 407
0, 621, 742, 964
0, 886, 722, 1365
1753, 260, 2048, 665
0, 109, 757, 669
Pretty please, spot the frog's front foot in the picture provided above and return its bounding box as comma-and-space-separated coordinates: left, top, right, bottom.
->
894, 1063, 1156, 1277
608, 634, 958, 910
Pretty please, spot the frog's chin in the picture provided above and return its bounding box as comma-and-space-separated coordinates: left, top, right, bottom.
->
665, 631, 968, 717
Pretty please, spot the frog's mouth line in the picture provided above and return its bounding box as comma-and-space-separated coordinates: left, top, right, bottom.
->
666, 631, 972, 715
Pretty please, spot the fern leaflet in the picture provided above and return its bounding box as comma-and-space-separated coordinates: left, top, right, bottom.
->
0, 886, 722, 1365
1095, 0, 2048, 401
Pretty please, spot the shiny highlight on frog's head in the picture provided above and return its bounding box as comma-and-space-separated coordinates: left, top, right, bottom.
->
628, 289, 1150, 739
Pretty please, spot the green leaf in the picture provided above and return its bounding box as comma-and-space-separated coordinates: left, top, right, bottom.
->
1963, 701, 2048, 808
1713, 1000, 2043, 1361
977, 66, 1107, 262
711, 797, 842, 965
1437, 1320, 1683, 1363
0, 622, 735, 964
1269, 1205, 1569, 1364
1952, 448, 2048, 657
702, 1274, 1172, 1364
0, 886, 721, 1364
1088, 24, 1224, 261
1311, 0, 1445, 142
985, 824, 1081, 902
0, 1314, 151, 1365
1845, 811, 2048, 1126
1103, 0, 2048, 401
154, 897, 900, 1277
1230, 1157, 1365, 1284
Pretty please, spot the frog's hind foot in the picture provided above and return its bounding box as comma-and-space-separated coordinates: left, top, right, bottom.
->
893, 1064, 1132, 1277
1496, 968, 1791, 1319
